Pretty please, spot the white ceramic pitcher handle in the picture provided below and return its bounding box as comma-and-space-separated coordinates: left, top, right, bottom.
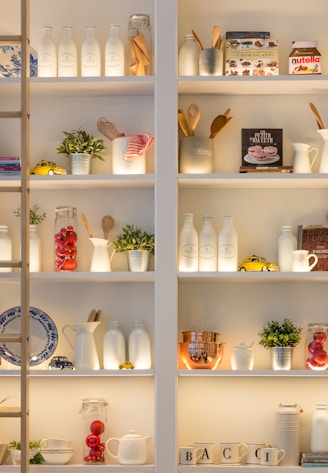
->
62, 324, 75, 351
309, 253, 318, 271
277, 449, 285, 464
105, 438, 119, 460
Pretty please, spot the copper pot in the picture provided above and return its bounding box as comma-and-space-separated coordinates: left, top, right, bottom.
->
182, 331, 220, 343
179, 341, 224, 370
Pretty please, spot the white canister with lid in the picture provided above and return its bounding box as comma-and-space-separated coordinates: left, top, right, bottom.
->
231, 342, 254, 370
276, 403, 303, 465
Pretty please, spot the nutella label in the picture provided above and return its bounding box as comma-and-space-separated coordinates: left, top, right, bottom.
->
289, 55, 321, 74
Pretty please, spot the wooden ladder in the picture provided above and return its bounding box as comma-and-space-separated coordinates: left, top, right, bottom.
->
0, 0, 30, 471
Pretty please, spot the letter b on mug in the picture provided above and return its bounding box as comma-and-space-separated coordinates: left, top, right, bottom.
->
179, 447, 203, 465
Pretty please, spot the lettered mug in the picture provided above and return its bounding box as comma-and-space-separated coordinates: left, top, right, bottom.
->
292, 249, 318, 272
41, 438, 71, 449
179, 447, 203, 465
192, 442, 214, 464
220, 442, 248, 465
246, 443, 271, 464
259, 447, 285, 466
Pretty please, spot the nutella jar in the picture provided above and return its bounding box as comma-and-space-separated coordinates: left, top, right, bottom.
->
289, 41, 321, 74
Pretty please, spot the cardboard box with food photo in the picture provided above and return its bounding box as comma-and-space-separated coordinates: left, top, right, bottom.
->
241, 128, 283, 170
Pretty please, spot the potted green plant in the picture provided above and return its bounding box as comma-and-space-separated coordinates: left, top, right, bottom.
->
13, 204, 46, 272
258, 318, 302, 370
56, 128, 106, 175
112, 224, 155, 272
8, 440, 44, 464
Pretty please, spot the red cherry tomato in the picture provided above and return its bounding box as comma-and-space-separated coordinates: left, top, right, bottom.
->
314, 331, 327, 344
313, 349, 328, 365
90, 420, 105, 435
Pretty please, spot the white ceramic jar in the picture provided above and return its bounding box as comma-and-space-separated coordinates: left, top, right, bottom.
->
277, 225, 297, 271
179, 213, 198, 272
231, 342, 254, 370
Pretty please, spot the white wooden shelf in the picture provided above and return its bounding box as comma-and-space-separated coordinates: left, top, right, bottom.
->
0, 76, 155, 97
178, 272, 328, 283
178, 74, 328, 95
178, 174, 328, 190
0, 272, 154, 283
178, 370, 328, 377
177, 466, 318, 472
0, 369, 155, 377
0, 175, 155, 190
0, 465, 155, 472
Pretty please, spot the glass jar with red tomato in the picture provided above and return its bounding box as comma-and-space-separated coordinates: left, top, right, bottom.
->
80, 398, 108, 463
54, 206, 78, 271
305, 323, 328, 370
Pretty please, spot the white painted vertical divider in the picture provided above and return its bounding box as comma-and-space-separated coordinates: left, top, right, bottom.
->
154, 0, 178, 470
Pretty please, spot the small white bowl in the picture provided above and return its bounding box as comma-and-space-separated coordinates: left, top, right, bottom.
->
41, 449, 73, 465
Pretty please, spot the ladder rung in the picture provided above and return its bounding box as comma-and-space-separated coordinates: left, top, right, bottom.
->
0, 186, 22, 193
0, 35, 22, 43
0, 407, 22, 418
0, 112, 22, 119
0, 334, 22, 343
0, 261, 22, 268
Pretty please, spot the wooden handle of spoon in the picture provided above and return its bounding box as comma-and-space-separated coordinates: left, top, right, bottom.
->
309, 102, 325, 129
192, 30, 203, 50
82, 212, 93, 238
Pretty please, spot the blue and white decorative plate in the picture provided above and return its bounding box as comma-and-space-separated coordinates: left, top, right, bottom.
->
0, 306, 58, 366
0, 43, 38, 78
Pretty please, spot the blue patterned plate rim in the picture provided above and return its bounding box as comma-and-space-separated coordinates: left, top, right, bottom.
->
0, 306, 58, 366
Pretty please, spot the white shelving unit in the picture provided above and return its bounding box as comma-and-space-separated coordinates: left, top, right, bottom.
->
1, 0, 328, 472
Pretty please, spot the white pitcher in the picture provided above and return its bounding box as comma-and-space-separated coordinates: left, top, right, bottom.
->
89, 238, 115, 272
317, 129, 328, 173
62, 321, 100, 370
292, 143, 318, 173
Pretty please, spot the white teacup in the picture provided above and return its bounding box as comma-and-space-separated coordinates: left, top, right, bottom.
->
259, 447, 285, 466
246, 443, 271, 464
292, 249, 318, 272
41, 438, 71, 449
179, 446, 203, 465
220, 442, 248, 464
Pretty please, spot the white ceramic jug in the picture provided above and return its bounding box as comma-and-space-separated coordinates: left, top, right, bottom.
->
89, 238, 115, 272
292, 142, 318, 173
292, 250, 318, 272
317, 129, 328, 173
106, 430, 151, 465
62, 321, 100, 370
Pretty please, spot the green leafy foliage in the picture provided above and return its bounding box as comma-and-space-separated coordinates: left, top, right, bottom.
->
13, 204, 46, 225
113, 224, 155, 254
258, 318, 302, 348
56, 128, 106, 160
9, 440, 44, 464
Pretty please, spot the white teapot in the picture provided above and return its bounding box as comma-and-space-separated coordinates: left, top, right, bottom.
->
106, 430, 151, 465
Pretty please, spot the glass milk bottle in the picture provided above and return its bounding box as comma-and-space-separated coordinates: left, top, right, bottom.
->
277, 225, 297, 271
81, 26, 101, 77
80, 398, 108, 463
128, 14, 152, 75
218, 215, 238, 271
179, 213, 198, 272
29, 224, 41, 272
0, 225, 12, 272
105, 25, 125, 76
311, 403, 328, 452
199, 215, 217, 271
38, 26, 57, 77
103, 321, 126, 369
128, 320, 151, 369
178, 33, 199, 76
58, 26, 78, 77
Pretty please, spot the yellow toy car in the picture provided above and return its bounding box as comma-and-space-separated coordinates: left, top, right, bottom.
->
32, 160, 67, 175
238, 255, 279, 272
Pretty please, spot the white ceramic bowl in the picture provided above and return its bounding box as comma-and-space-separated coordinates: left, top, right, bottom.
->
41, 449, 74, 465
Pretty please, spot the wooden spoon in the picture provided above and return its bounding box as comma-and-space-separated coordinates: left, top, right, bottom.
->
309, 102, 325, 129
209, 115, 227, 139
102, 215, 114, 240
187, 104, 200, 136
191, 30, 203, 50
212, 25, 220, 49
87, 309, 97, 322
178, 109, 191, 136
82, 212, 93, 238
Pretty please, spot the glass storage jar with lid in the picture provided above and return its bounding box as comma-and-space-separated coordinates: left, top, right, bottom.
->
128, 14, 152, 76
80, 398, 108, 463
305, 323, 328, 370
54, 206, 77, 271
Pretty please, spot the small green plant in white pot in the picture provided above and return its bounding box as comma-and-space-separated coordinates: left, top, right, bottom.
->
56, 128, 106, 175
258, 318, 302, 370
112, 224, 155, 272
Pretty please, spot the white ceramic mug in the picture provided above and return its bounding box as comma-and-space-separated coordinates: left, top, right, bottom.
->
179, 446, 203, 465
259, 447, 285, 466
292, 249, 318, 272
192, 442, 214, 464
41, 438, 71, 449
246, 443, 271, 464
220, 442, 248, 464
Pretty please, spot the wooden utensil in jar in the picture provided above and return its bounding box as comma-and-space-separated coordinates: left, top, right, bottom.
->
309, 102, 325, 129
192, 30, 203, 50
82, 212, 93, 238
211, 25, 221, 49
102, 215, 114, 240
178, 109, 191, 136
187, 104, 200, 136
